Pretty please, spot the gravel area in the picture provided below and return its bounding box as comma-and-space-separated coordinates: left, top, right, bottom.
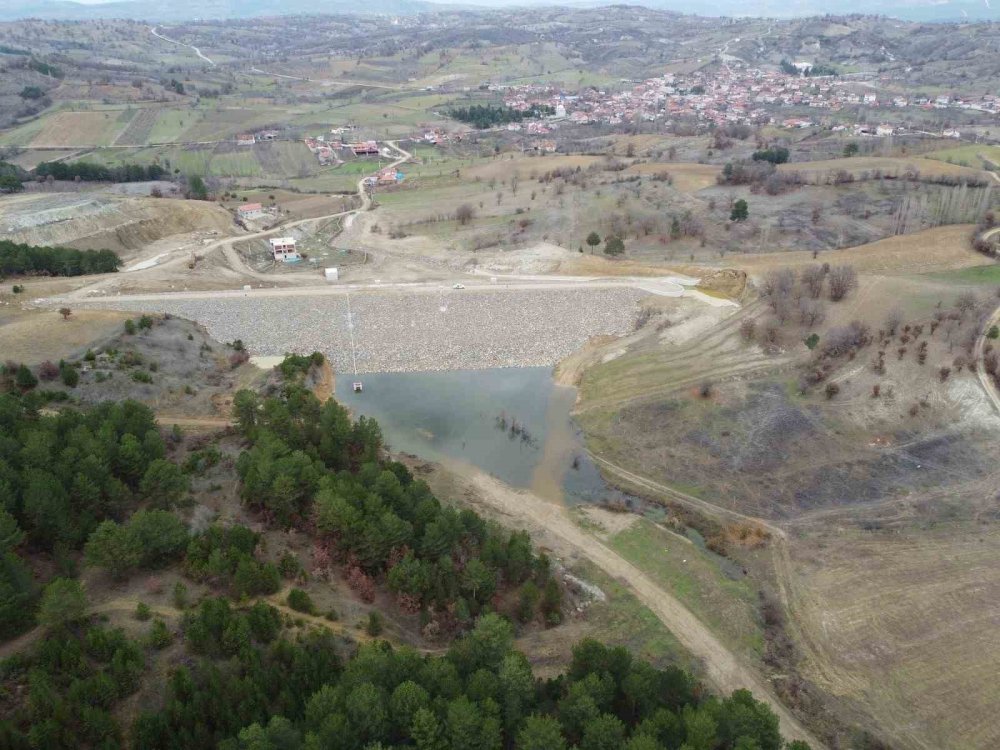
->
99, 287, 646, 373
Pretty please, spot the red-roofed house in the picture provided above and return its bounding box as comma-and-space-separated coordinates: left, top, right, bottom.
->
237, 203, 264, 220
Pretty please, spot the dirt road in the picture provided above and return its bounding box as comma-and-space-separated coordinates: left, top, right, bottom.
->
975, 304, 1000, 416
150, 26, 215, 65
444, 462, 822, 748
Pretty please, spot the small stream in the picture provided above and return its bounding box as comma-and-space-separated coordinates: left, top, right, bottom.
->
334, 367, 622, 505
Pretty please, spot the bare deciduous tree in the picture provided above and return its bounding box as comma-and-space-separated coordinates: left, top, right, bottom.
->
798, 298, 826, 327
885, 308, 903, 336
800, 264, 826, 299
455, 204, 475, 225
827, 265, 858, 302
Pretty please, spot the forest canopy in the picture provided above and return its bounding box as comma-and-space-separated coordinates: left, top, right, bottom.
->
0, 239, 121, 277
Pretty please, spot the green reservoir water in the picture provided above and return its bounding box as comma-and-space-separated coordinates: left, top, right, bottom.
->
334, 367, 618, 504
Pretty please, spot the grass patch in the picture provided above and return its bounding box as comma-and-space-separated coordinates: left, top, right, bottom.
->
605, 519, 765, 659
571, 559, 697, 672
924, 264, 1000, 285
924, 144, 1000, 169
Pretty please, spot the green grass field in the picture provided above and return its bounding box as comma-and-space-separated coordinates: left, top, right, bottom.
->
0, 119, 45, 146
925, 144, 1000, 169
565, 560, 697, 672
602, 518, 765, 659
148, 109, 196, 143
925, 264, 1000, 285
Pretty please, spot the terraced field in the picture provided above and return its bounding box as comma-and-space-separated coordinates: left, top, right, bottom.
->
114, 107, 160, 145
1, 109, 135, 147
254, 141, 320, 179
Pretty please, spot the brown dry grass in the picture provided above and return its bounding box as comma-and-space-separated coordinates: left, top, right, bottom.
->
625, 162, 719, 192
0, 308, 131, 364
784, 523, 1000, 750
555, 253, 694, 277
463, 154, 601, 181
722, 225, 988, 275
28, 111, 125, 147
778, 156, 989, 182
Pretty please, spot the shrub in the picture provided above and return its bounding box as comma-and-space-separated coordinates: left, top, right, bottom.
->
131, 370, 153, 383
172, 581, 188, 610
38, 360, 60, 381
60, 363, 79, 387
15, 364, 37, 391
287, 588, 315, 615
124, 319, 136, 335
365, 610, 383, 637
278, 552, 303, 580
147, 619, 173, 649
135, 602, 152, 621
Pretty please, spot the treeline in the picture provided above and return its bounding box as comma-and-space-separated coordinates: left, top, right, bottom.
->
779, 59, 837, 77
0, 396, 182, 637
0, 239, 121, 277
233, 382, 562, 629
447, 103, 555, 129
131, 608, 808, 750
752, 147, 789, 165
1, 621, 146, 749
0, 160, 24, 193
718, 159, 804, 196
3, 603, 808, 750
35, 160, 168, 183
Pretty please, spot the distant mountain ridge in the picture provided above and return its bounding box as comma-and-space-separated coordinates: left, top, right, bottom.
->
0, 0, 440, 22
0, 0, 996, 22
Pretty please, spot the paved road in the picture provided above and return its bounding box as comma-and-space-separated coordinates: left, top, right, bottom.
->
150, 26, 215, 66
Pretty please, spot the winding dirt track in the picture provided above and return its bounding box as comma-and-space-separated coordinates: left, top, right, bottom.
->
449, 464, 823, 749
975, 303, 1000, 416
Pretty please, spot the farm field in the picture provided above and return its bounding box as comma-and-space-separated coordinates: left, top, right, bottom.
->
778, 155, 991, 182
180, 107, 286, 142
625, 161, 720, 192
114, 106, 193, 145
34, 109, 134, 147
81, 140, 325, 181
0, 109, 134, 147
784, 521, 1000, 750
723, 224, 991, 275
924, 143, 1000, 169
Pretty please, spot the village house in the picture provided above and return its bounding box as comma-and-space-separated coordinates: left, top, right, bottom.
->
237, 203, 264, 220
236, 134, 256, 146
269, 237, 300, 262
350, 141, 379, 156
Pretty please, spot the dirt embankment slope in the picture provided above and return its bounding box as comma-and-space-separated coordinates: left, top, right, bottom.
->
0, 193, 235, 254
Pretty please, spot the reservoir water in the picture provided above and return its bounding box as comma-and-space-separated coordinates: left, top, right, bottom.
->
334, 367, 619, 505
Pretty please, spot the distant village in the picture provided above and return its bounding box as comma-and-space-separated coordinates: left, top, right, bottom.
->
495, 61, 999, 138
227, 60, 1000, 166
